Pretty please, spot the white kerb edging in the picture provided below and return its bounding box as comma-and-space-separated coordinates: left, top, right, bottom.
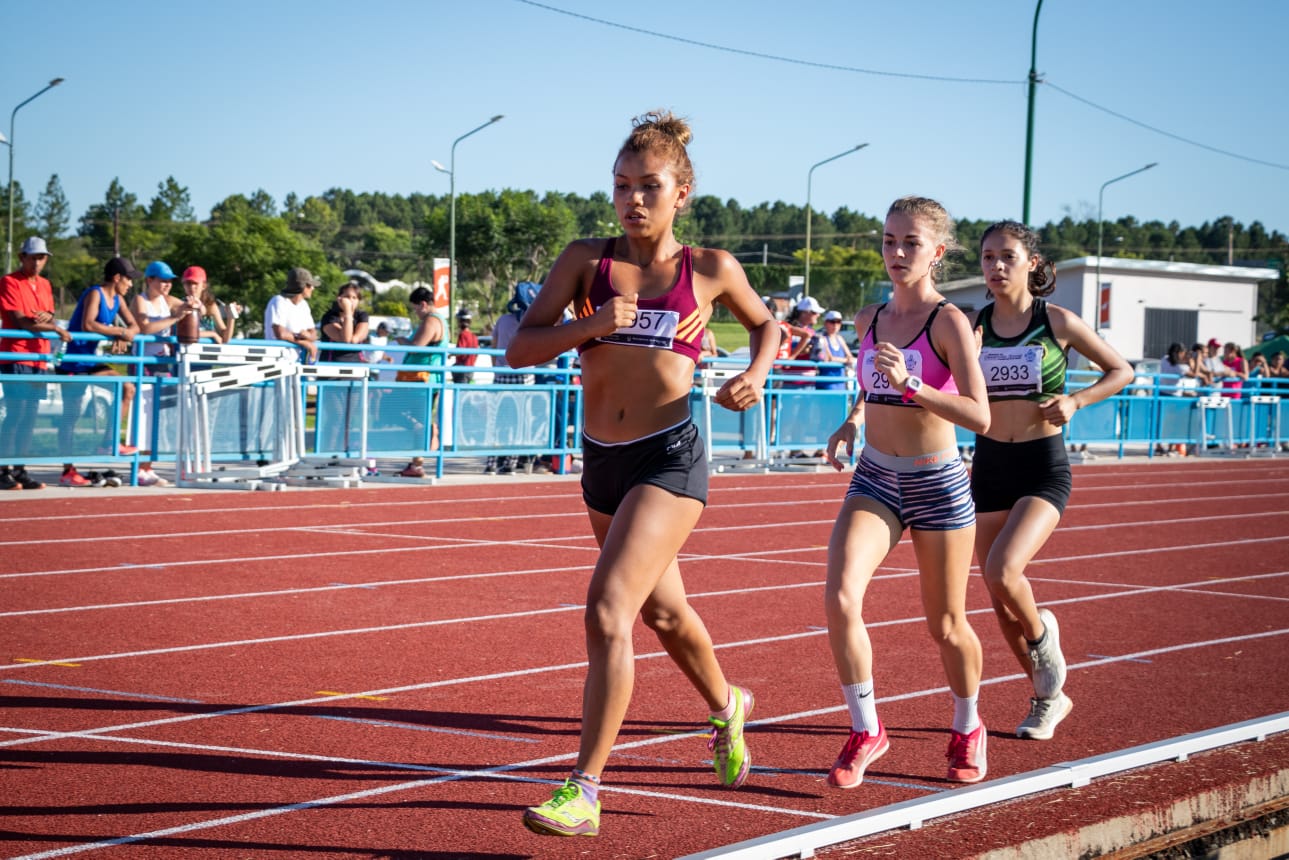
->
678, 712, 1289, 860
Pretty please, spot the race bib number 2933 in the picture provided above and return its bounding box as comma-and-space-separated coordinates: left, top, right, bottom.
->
979, 345, 1042, 395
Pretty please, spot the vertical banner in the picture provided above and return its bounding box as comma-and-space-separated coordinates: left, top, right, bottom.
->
432, 257, 451, 321
1098, 282, 1112, 330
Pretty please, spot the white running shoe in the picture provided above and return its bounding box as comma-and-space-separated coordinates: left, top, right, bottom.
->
1017, 693, 1073, 740
1030, 608, 1067, 699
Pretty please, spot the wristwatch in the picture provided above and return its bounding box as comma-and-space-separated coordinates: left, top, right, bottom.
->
901, 375, 923, 403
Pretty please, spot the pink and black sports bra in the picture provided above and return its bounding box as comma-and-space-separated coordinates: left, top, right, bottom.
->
860, 300, 959, 407
576, 238, 705, 363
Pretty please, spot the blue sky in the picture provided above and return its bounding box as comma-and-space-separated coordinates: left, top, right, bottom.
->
14, 0, 1289, 248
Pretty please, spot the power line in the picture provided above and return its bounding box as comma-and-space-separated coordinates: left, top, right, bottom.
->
512, 0, 1021, 86
1045, 81, 1289, 172
515, 0, 1286, 176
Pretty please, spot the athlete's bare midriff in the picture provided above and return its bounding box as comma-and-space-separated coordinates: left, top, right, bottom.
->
579, 346, 695, 442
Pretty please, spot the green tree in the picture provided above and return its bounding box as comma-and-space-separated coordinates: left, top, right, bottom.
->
2, 181, 31, 253
148, 176, 195, 223
34, 174, 70, 239
169, 195, 341, 334
77, 178, 161, 260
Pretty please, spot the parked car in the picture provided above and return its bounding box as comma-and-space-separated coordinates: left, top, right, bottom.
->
0, 376, 115, 426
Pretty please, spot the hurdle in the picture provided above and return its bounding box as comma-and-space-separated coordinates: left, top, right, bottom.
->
175, 343, 383, 489
699, 365, 770, 473
1194, 395, 1236, 457
176, 342, 302, 490
1247, 394, 1282, 457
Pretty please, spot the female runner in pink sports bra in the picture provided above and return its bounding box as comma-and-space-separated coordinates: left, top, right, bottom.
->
507, 110, 779, 838
821, 196, 992, 789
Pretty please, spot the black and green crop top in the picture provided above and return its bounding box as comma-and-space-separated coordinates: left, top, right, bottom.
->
975, 298, 1067, 402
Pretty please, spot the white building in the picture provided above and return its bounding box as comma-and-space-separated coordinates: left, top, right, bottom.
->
939, 257, 1279, 362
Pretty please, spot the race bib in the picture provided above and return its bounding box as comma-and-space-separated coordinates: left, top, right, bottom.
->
862, 349, 922, 395
597, 309, 679, 350
979, 345, 1042, 395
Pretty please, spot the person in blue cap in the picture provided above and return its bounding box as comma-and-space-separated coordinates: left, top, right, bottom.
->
133, 261, 200, 375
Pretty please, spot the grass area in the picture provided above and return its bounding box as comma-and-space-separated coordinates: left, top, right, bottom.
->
707, 321, 750, 354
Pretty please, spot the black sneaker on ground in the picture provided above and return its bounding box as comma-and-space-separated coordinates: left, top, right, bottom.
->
87, 471, 106, 488
102, 470, 123, 488
0, 467, 20, 491
12, 467, 44, 490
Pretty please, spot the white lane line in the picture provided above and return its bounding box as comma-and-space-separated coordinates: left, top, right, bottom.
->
3, 487, 1286, 550
3, 564, 1284, 674
3, 521, 1285, 619
6, 627, 1287, 859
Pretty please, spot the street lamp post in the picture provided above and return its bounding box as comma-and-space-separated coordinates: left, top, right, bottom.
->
1022, 0, 1044, 225
431, 114, 502, 320
1095, 161, 1158, 333
804, 143, 868, 297
7, 78, 65, 272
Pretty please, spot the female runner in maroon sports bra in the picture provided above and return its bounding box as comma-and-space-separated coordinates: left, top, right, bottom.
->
506, 110, 778, 838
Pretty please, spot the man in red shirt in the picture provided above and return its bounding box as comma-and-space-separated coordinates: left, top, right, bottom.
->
0, 237, 70, 489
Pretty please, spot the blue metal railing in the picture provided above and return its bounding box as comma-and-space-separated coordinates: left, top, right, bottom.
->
4, 328, 1286, 483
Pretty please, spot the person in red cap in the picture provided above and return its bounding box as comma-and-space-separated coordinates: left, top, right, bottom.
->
180, 266, 241, 344
1201, 338, 1230, 387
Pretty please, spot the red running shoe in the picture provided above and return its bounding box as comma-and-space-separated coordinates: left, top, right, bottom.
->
827, 723, 889, 789
59, 467, 90, 487
945, 723, 988, 783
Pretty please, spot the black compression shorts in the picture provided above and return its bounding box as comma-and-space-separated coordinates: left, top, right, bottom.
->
580, 421, 707, 515
970, 433, 1072, 515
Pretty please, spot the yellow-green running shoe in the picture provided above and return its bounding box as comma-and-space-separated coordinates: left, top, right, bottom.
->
522, 779, 600, 837
707, 685, 754, 787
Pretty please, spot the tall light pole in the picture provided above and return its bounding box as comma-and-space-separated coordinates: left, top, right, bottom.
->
804, 143, 868, 297
1095, 161, 1157, 333
7, 78, 65, 273
431, 114, 502, 320
1022, 0, 1044, 225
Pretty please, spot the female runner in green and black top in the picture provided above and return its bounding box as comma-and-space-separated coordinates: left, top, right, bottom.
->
970, 220, 1132, 742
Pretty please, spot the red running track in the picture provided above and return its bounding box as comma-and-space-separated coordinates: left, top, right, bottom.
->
1, 458, 1287, 859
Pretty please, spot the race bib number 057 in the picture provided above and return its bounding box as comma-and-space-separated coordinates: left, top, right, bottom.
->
598, 309, 680, 350
979, 345, 1042, 395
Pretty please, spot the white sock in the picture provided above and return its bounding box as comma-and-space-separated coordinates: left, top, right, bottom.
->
842, 680, 879, 734
952, 692, 980, 735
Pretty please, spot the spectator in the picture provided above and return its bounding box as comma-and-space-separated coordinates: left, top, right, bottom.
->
181, 266, 240, 344
1220, 342, 1248, 399
1248, 352, 1270, 394
0, 236, 70, 490
822, 196, 991, 789
264, 268, 319, 362
58, 256, 144, 486
813, 309, 854, 390
788, 296, 822, 359
131, 261, 197, 487
133, 261, 197, 375
510, 110, 778, 838
1202, 338, 1230, 385
317, 281, 370, 452
486, 282, 539, 475
1268, 351, 1289, 378
970, 219, 1131, 742
452, 306, 479, 384
700, 326, 719, 360
1159, 342, 1200, 395
395, 285, 447, 472
1189, 343, 1213, 387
